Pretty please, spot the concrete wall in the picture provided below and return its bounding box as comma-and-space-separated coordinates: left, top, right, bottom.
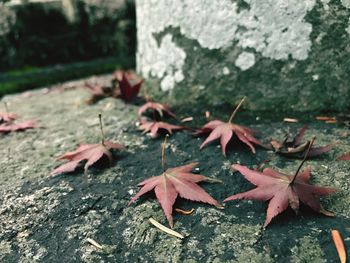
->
136, 0, 350, 111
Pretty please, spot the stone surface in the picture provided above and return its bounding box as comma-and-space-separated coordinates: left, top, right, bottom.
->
136, 0, 350, 111
0, 77, 349, 262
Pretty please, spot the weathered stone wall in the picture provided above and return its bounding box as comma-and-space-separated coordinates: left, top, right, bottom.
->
136, 0, 350, 112
0, 0, 135, 71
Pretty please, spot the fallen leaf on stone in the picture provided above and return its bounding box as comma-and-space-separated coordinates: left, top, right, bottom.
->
138, 119, 184, 138
129, 138, 222, 228
84, 83, 115, 104
331, 229, 346, 263
51, 115, 124, 176
129, 162, 222, 227
0, 112, 18, 123
149, 218, 184, 239
198, 97, 266, 155
270, 125, 333, 158
337, 153, 350, 161
115, 71, 143, 102
51, 141, 124, 176
175, 208, 195, 215
224, 141, 335, 227
138, 101, 176, 119
0, 120, 37, 133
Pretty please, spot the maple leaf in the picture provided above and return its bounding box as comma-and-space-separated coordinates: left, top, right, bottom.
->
138, 102, 176, 119
138, 119, 184, 138
270, 125, 333, 158
0, 112, 18, 123
51, 115, 124, 176
199, 97, 265, 155
0, 120, 37, 133
114, 71, 144, 102
337, 153, 350, 161
51, 141, 124, 176
224, 139, 335, 227
128, 137, 222, 228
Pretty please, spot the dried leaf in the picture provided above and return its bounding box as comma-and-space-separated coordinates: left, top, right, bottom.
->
149, 218, 184, 239
331, 229, 347, 263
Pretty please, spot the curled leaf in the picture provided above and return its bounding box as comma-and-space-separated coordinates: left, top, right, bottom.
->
175, 208, 195, 215
270, 126, 333, 159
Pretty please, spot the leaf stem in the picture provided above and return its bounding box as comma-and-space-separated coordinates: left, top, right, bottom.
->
99, 114, 105, 145
161, 135, 169, 171
228, 96, 246, 123
290, 136, 315, 184
4, 102, 9, 114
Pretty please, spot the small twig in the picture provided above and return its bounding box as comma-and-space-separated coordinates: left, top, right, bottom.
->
149, 218, 184, 239
290, 137, 315, 184
99, 114, 105, 145
228, 96, 246, 123
161, 135, 169, 172
175, 208, 195, 215
4, 102, 9, 114
86, 238, 103, 249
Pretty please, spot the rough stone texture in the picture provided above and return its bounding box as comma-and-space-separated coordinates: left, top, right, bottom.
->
0, 77, 349, 262
136, 0, 350, 111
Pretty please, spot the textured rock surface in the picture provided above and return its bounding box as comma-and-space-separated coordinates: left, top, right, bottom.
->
136, 0, 350, 111
0, 77, 349, 262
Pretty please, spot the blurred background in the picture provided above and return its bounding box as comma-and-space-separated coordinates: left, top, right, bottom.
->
0, 0, 136, 96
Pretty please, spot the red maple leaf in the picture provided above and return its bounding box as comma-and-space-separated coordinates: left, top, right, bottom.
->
0, 120, 37, 133
224, 141, 335, 227
128, 162, 222, 228
51, 115, 124, 176
199, 97, 265, 155
51, 141, 124, 176
84, 83, 115, 104
270, 125, 333, 158
115, 71, 144, 102
138, 119, 184, 138
138, 102, 176, 119
0, 112, 18, 123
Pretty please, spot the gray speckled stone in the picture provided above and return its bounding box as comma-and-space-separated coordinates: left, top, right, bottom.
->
0, 77, 349, 262
136, 0, 350, 111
